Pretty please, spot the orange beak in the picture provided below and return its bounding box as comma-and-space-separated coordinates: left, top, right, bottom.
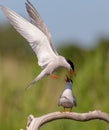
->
65, 75, 70, 82
70, 69, 76, 77
70, 69, 73, 76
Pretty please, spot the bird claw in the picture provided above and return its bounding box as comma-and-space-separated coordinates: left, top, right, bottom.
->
50, 74, 59, 79
63, 109, 66, 112
60, 108, 73, 112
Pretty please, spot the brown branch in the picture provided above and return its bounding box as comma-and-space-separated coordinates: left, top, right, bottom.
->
21, 110, 109, 130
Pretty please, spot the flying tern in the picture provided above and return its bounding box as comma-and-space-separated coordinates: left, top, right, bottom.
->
58, 76, 77, 111
1, 0, 74, 89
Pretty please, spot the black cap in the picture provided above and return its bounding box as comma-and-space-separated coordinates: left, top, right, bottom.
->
66, 59, 74, 71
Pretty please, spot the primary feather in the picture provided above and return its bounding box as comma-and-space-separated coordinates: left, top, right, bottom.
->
1, 1, 72, 89
1, 5, 56, 68
25, 0, 58, 55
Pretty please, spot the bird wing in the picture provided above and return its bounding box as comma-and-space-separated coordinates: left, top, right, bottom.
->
25, 0, 58, 55
1, 6, 57, 68
73, 96, 77, 107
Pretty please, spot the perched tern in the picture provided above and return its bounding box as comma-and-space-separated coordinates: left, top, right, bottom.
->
58, 76, 77, 111
1, 0, 74, 89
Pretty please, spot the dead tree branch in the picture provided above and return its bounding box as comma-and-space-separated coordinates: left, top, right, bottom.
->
20, 110, 109, 130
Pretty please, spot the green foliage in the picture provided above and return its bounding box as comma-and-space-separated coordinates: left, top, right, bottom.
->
0, 26, 109, 130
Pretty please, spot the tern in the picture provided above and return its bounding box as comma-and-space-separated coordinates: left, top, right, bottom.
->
58, 76, 77, 111
1, 0, 74, 89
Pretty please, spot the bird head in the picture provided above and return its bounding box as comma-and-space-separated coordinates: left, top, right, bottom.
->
66, 59, 75, 77
65, 75, 73, 83
65, 75, 73, 89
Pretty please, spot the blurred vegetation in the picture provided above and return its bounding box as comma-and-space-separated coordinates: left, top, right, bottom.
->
0, 25, 109, 130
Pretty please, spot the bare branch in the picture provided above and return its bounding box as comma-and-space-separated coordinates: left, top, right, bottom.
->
23, 110, 109, 130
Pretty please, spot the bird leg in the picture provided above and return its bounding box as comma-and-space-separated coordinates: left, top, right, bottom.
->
63, 107, 66, 112
50, 74, 59, 79
69, 107, 72, 112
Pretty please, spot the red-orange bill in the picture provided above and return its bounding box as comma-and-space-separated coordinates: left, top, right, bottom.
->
70, 70, 76, 77
50, 74, 59, 79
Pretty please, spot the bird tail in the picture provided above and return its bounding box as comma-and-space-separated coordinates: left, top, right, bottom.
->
25, 69, 47, 90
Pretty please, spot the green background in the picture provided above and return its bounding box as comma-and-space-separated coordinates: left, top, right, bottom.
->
0, 26, 109, 130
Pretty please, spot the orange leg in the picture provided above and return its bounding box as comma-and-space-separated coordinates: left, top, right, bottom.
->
63, 107, 66, 112
50, 74, 59, 79
69, 108, 72, 112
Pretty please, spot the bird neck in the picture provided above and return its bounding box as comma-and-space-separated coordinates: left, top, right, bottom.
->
65, 82, 72, 90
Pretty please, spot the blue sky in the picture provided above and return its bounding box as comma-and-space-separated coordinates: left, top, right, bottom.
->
0, 0, 109, 48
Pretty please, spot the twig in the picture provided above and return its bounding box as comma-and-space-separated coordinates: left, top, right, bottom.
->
21, 110, 109, 130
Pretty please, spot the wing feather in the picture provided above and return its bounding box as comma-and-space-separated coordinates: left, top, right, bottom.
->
25, 0, 58, 55
1, 5, 56, 67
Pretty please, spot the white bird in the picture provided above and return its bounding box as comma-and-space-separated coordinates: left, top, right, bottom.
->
58, 76, 77, 111
1, 0, 74, 89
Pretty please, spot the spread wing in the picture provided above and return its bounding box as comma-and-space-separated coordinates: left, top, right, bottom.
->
1, 6, 57, 68
25, 0, 58, 55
